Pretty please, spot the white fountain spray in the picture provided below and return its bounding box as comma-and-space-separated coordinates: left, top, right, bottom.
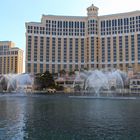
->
74, 69, 127, 97
0, 73, 34, 93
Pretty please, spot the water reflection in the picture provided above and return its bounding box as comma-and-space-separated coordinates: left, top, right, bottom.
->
0, 95, 140, 140
0, 97, 27, 140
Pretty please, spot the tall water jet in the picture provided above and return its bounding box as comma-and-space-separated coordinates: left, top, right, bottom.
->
85, 70, 110, 96
74, 69, 127, 97
0, 73, 34, 93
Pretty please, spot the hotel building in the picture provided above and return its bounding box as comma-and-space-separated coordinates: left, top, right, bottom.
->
0, 41, 23, 74
25, 4, 140, 74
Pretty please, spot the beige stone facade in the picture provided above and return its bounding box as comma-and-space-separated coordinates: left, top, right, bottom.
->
25, 4, 140, 74
0, 41, 23, 74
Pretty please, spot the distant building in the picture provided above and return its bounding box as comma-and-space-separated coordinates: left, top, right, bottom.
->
128, 67, 134, 78
0, 41, 23, 74
129, 75, 140, 93
26, 4, 140, 74
55, 75, 84, 92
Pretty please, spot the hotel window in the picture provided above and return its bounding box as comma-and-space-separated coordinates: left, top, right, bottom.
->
34, 26, 39, 34
52, 20, 56, 35
15, 51, 18, 55
40, 27, 45, 34
27, 36, 32, 61
63, 21, 68, 36
69, 21, 73, 36
107, 37, 111, 62
58, 38, 61, 62
80, 22, 85, 36
101, 21, 105, 35
27, 63, 31, 73
11, 57, 13, 72
113, 37, 117, 62
112, 20, 115, 34
119, 36, 123, 62
88, 20, 97, 35
64, 64, 67, 70
34, 63, 37, 73
81, 38, 84, 63
69, 64, 72, 71
40, 64, 43, 73
46, 37, 50, 62
46, 20, 51, 35
74, 21, 80, 36
27, 26, 32, 33
137, 34, 140, 61
118, 19, 123, 34
125, 36, 129, 61
52, 38, 56, 62
130, 17, 135, 33
106, 20, 111, 35
58, 21, 62, 28
52, 64, 55, 73
91, 37, 94, 62
75, 38, 78, 63
69, 38, 73, 63
136, 16, 140, 32
46, 64, 49, 71
124, 18, 129, 33
131, 35, 135, 61
3, 57, 6, 73
34, 36, 38, 61
40, 37, 44, 62
57, 21, 63, 36
63, 38, 67, 62
57, 64, 61, 72
101, 38, 105, 62
7, 57, 9, 72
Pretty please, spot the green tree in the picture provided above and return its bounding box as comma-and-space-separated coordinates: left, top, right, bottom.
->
34, 71, 55, 90
69, 71, 75, 76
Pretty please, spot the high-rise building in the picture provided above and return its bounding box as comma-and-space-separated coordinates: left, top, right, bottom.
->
0, 41, 23, 74
25, 4, 140, 74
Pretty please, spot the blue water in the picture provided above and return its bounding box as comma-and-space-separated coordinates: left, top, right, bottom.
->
0, 94, 140, 140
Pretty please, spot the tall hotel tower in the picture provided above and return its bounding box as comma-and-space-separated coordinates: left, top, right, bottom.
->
0, 41, 23, 74
25, 4, 140, 74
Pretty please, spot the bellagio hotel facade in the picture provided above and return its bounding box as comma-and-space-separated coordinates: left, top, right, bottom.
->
25, 4, 140, 74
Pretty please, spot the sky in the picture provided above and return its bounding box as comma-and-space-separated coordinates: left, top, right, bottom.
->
0, 0, 140, 72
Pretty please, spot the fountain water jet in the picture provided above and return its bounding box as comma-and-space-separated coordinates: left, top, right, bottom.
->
0, 73, 34, 93
74, 69, 127, 97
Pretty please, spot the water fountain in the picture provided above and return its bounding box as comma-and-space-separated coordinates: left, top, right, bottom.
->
73, 69, 128, 97
0, 73, 34, 93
